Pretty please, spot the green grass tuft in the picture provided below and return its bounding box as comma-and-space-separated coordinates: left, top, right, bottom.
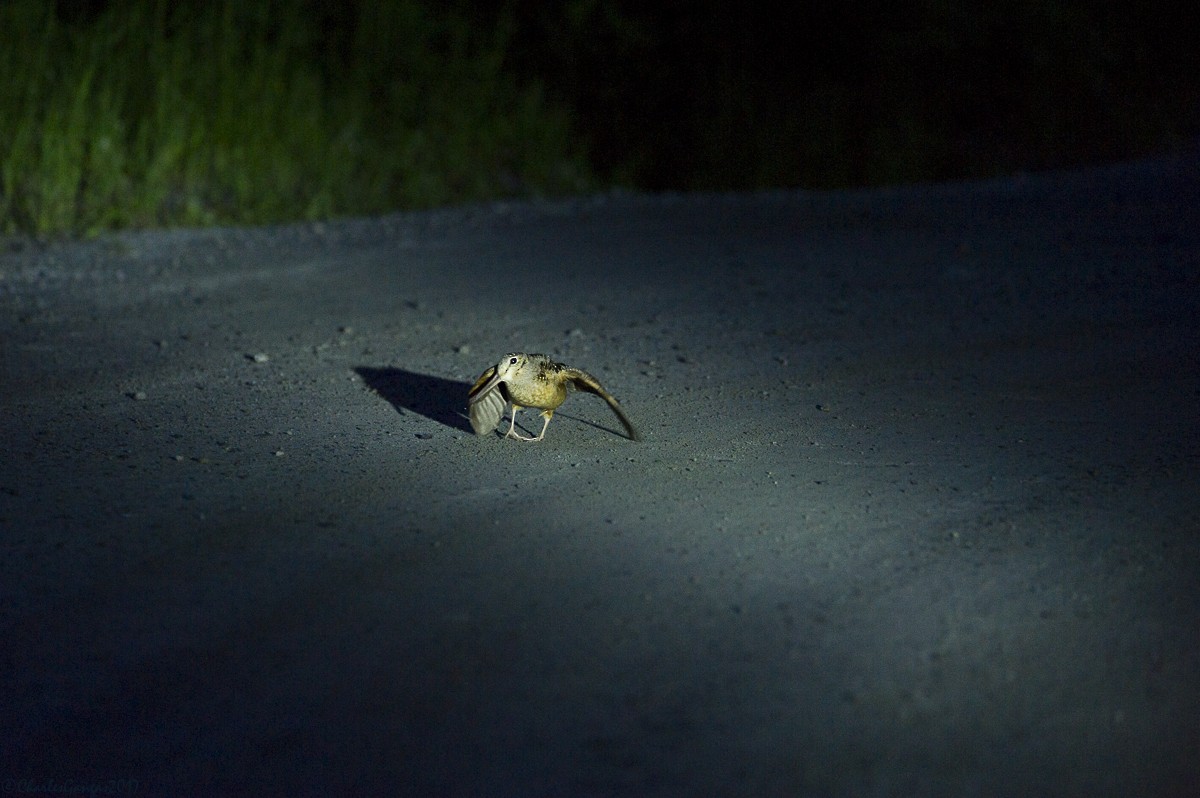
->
0, 0, 591, 236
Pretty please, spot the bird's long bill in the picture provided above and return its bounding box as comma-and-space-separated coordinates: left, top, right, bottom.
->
468, 366, 501, 405
468, 366, 506, 435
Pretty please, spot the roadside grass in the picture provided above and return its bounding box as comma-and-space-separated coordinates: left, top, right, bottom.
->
0, 0, 590, 237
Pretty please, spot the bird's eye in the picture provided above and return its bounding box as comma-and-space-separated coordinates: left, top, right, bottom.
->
509, 357, 518, 364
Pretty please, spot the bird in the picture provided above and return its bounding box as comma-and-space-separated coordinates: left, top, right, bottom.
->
468, 353, 639, 442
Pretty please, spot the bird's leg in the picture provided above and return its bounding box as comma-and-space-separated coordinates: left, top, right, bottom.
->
529, 410, 554, 442
505, 406, 524, 439
505, 405, 541, 441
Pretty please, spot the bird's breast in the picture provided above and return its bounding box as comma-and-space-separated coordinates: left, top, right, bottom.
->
506, 377, 566, 410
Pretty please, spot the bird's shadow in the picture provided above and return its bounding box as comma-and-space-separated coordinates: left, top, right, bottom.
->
355, 366, 633, 440
356, 366, 473, 434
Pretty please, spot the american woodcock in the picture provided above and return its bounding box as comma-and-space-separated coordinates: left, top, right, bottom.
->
468, 353, 639, 442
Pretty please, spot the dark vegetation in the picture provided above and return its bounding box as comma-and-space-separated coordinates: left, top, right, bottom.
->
501, 0, 1196, 190
0, 0, 587, 235
1, 0, 1193, 236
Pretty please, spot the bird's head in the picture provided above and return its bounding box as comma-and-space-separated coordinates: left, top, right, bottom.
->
494, 352, 528, 381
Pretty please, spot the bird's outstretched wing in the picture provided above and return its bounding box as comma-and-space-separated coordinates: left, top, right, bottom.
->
564, 368, 640, 441
468, 365, 507, 435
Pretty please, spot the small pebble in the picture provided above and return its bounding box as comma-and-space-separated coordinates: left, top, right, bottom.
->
248, 352, 269, 363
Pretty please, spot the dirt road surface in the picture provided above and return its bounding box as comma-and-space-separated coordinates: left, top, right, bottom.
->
3, 151, 1198, 796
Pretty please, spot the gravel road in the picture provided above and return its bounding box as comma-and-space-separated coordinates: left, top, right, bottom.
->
2, 150, 1198, 796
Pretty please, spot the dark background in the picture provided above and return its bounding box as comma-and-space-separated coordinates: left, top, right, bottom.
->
54, 0, 1200, 193
493, 0, 1197, 189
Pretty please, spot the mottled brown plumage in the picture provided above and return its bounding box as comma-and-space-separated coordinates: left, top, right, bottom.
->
468, 353, 639, 442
